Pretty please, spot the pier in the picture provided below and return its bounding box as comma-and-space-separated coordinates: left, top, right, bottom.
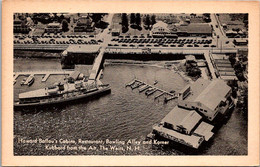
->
125, 79, 178, 102
13, 70, 74, 84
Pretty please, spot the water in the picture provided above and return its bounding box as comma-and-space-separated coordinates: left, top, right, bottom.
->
13, 57, 247, 155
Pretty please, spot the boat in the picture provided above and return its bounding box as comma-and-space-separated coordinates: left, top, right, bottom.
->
26, 75, 35, 86
153, 80, 158, 85
14, 79, 111, 108
20, 78, 27, 85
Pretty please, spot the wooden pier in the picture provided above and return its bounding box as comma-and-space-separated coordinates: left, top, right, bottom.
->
13, 70, 74, 85
125, 79, 178, 102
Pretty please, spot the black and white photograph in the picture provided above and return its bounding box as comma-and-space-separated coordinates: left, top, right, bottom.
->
12, 12, 249, 156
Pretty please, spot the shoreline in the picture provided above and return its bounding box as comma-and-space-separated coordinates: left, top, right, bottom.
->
104, 59, 193, 83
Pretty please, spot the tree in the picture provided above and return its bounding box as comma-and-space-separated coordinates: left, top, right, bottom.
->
135, 13, 141, 27
151, 15, 156, 25
130, 13, 136, 25
91, 13, 106, 24
61, 19, 69, 32
121, 13, 129, 33
229, 54, 236, 66
144, 15, 151, 30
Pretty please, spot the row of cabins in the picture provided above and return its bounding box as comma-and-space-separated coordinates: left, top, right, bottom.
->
15, 14, 95, 35
153, 78, 233, 149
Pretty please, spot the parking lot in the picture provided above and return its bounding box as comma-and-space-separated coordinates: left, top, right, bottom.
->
13, 34, 102, 45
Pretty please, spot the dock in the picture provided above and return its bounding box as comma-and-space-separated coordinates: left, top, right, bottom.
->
13, 70, 74, 84
125, 79, 178, 102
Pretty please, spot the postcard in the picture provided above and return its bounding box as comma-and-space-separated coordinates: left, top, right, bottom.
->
2, 0, 259, 166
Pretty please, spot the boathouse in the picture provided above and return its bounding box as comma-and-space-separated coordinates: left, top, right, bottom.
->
61, 45, 101, 69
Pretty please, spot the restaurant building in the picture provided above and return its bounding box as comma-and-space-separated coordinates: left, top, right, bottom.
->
74, 15, 95, 32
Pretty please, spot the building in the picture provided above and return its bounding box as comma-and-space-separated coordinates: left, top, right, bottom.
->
150, 21, 178, 38
151, 21, 212, 38
61, 45, 100, 69
13, 18, 30, 34
233, 39, 248, 46
45, 22, 62, 33
111, 29, 120, 36
225, 30, 237, 38
152, 105, 214, 149
74, 15, 95, 32
178, 78, 232, 121
176, 23, 212, 37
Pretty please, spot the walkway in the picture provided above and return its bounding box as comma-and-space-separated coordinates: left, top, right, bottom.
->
89, 13, 114, 80
13, 70, 74, 83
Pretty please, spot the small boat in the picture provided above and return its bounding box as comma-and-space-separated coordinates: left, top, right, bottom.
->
154, 80, 158, 85
20, 78, 27, 85
170, 90, 175, 93
26, 75, 35, 86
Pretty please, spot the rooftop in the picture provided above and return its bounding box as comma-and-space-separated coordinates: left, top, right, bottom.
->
162, 106, 201, 133
182, 78, 231, 110
177, 23, 212, 34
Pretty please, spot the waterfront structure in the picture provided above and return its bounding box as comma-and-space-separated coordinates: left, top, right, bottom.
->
61, 45, 101, 68
74, 15, 95, 32
152, 79, 234, 149
177, 78, 232, 121
45, 22, 62, 33
152, 105, 214, 149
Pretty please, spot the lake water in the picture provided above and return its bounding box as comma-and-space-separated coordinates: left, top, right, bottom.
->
13, 57, 247, 155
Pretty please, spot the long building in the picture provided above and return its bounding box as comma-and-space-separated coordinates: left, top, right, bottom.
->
177, 78, 232, 121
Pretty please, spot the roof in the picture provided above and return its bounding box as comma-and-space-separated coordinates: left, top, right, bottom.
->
47, 22, 61, 26
193, 121, 214, 141
162, 106, 202, 133
152, 21, 169, 31
185, 55, 196, 61
181, 78, 231, 111
226, 30, 237, 34
78, 15, 92, 25
162, 106, 192, 126
177, 23, 212, 34
234, 39, 248, 43
182, 78, 211, 102
69, 71, 80, 80
66, 45, 100, 53
194, 79, 231, 110
178, 110, 202, 133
